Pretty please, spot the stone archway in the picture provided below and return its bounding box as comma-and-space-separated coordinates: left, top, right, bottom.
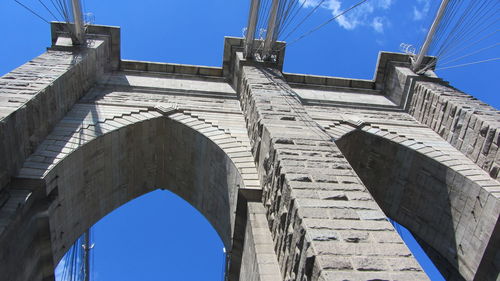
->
0, 114, 247, 281
54, 188, 227, 280
45, 116, 242, 262
336, 129, 498, 281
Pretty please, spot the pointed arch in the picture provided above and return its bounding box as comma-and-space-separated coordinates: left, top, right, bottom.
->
336, 129, 499, 281
42, 114, 245, 264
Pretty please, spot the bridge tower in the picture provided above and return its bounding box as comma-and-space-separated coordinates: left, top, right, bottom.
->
0, 21, 498, 281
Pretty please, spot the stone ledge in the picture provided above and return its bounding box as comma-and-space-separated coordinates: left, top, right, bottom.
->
222, 37, 286, 76
121, 60, 223, 77
50, 22, 121, 70
284, 72, 375, 90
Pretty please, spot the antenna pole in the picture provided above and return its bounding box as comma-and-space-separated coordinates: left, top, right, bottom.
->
413, 0, 450, 72
71, 0, 85, 45
83, 230, 90, 281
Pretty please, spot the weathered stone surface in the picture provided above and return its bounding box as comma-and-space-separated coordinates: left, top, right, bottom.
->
0, 32, 114, 193
0, 31, 499, 281
237, 65, 429, 280
409, 81, 500, 180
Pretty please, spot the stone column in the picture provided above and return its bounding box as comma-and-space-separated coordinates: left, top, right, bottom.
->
0, 24, 119, 281
236, 63, 429, 280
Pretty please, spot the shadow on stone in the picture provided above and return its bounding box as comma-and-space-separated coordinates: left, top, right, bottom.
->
336, 130, 468, 281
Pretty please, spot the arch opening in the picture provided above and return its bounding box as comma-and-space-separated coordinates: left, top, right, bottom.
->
335, 129, 487, 281
42, 116, 243, 277
54, 189, 226, 281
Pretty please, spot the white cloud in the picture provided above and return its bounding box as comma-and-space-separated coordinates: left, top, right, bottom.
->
339, 2, 375, 30
413, 0, 430, 21
413, 7, 424, 21
300, 0, 394, 32
376, 38, 386, 46
300, 0, 324, 9
378, 0, 393, 10
372, 17, 384, 33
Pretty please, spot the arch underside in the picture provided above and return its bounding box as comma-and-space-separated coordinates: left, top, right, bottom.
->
45, 115, 241, 262
335, 128, 500, 281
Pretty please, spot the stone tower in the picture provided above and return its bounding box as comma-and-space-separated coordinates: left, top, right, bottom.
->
0, 23, 498, 281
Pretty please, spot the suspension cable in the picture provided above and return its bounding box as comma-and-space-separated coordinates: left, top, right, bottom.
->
13, 0, 50, 23
282, 0, 371, 48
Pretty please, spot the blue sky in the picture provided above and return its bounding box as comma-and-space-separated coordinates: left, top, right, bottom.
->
82, 190, 225, 281
1, 0, 498, 280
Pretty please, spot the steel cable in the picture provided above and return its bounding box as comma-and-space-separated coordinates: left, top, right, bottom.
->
281, 0, 371, 48
13, 0, 51, 23
280, 0, 327, 41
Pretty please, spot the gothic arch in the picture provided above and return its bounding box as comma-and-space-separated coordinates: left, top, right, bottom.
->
336, 129, 498, 281
1, 107, 257, 280
44, 115, 243, 262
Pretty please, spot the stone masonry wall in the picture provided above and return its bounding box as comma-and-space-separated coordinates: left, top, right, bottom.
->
239, 202, 283, 281
0, 40, 110, 192
305, 103, 500, 280
3, 27, 498, 280
409, 81, 500, 180
239, 65, 428, 280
